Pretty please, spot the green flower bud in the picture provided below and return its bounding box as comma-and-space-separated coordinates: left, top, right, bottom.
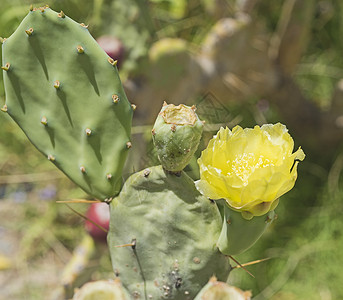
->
152, 102, 204, 172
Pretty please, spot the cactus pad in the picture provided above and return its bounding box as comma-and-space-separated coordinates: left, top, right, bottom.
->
107, 166, 231, 299
1, 7, 133, 200
217, 200, 275, 255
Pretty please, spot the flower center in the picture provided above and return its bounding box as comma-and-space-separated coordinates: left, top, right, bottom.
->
227, 153, 274, 185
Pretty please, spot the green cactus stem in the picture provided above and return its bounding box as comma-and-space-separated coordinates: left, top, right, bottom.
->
107, 166, 231, 299
1, 7, 133, 200
216, 200, 275, 256
152, 103, 204, 172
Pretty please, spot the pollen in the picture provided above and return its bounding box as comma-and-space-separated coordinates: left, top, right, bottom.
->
227, 153, 274, 185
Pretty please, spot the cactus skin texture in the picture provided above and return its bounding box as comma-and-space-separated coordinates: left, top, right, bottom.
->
1, 7, 133, 200
107, 166, 231, 299
216, 200, 275, 255
194, 277, 251, 300
152, 103, 203, 172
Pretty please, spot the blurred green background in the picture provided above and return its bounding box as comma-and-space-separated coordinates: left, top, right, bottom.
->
0, 0, 343, 299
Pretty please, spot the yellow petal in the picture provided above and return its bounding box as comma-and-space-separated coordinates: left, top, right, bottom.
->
197, 123, 304, 217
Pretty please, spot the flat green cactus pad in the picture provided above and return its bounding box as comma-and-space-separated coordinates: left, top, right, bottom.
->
108, 166, 231, 299
1, 7, 133, 200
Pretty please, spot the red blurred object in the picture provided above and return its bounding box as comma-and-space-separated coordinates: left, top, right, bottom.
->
96, 35, 125, 68
85, 202, 110, 242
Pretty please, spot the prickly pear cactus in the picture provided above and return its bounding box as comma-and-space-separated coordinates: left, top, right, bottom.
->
148, 39, 191, 89
1, 6, 133, 200
152, 103, 203, 172
107, 166, 231, 299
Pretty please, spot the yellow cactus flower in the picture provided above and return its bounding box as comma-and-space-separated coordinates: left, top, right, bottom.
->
196, 123, 305, 219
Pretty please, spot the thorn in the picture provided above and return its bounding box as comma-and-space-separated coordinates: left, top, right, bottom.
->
131, 104, 137, 111
151, 128, 156, 136
85, 128, 92, 136
131, 238, 137, 249
41, 116, 48, 126
229, 255, 255, 278
58, 11, 65, 18
25, 28, 34, 36
77, 45, 84, 53
126, 141, 132, 149
227, 218, 231, 225
114, 243, 134, 248
53, 80, 60, 89
114, 238, 136, 249
232, 257, 272, 270
80, 23, 89, 29
29, 4, 33, 11
0, 37, 6, 44
56, 199, 101, 204
163, 101, 168, 107
108, 57, 118, 66
112, 94, 120, 103
1, 104, 7, 112
171, 125, 176, 132
106, 173, 112, 180
47, 154, 55, 161
64, 203, 108, 233
202, 120, 206, 124
39, 6, 45, 13
191, 105, 196, 111
80, 166, 86, 173
1, 63, 10, 71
